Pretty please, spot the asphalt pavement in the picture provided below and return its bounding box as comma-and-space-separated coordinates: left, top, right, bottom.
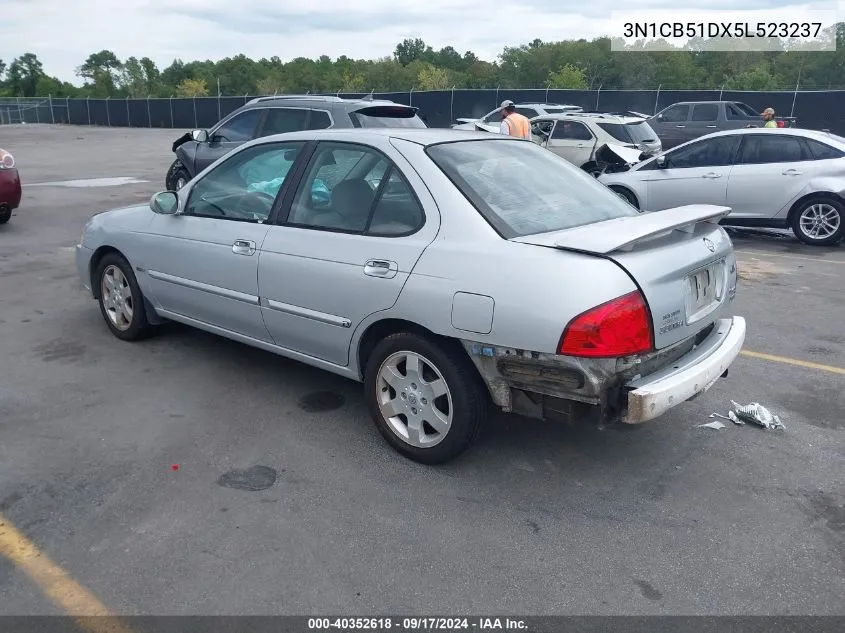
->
0, 125, 843, 617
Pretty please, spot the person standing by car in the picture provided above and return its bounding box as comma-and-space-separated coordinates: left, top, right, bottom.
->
499, 100, 531, 139
761, 107, 778, 128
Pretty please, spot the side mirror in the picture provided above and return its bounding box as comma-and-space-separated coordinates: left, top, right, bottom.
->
191, 129, 208, 142
655, 155, 667, 168
150, 191, 180, 215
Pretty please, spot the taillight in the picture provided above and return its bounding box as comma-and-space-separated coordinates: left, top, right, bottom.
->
0, 150, 14, 169
558, 291, 653, 357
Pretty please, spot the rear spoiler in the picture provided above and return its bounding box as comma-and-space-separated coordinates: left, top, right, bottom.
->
511, 205, 731, 254
455, 117, 478, 124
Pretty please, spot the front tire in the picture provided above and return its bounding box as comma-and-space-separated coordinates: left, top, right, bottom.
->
0, 204, 11, 224
95, 253, 154, 341
791, 196, 843, 246
165, 159, 191, 191
363, 332, 489, 464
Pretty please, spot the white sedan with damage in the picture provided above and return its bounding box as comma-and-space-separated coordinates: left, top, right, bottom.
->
75, 128, 746, 463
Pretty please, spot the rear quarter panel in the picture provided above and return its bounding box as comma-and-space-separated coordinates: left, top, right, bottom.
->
355, 137, 639, 356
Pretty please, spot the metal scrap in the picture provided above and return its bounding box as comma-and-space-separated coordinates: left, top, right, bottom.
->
730, 400, 785, 430
698, 420, 726, 430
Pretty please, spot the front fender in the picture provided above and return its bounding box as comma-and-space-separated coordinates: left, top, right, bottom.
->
174, 140, 200, 176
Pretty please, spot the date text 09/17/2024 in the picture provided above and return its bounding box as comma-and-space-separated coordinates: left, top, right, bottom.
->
307, 617, 529, 630
622, 22, 824, 39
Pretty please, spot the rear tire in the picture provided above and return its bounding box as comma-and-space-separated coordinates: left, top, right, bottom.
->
791, 196, 843, 246
363, 332, 489, 464
609, 185, 639, 209
165, 160, 191, 191
95, 253, 154, 341
0, 205, 10, 224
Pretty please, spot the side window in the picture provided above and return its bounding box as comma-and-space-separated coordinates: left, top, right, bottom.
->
737, 135, 809, 165
661, 105, 689, 123
725, 104, 744, 120
185, 142, 304, 222
665, 136, 740, 168
804, 138, 845, 160
552, 121, 592, 141
286, 142, 423, 235
516, 108, 538, 119
212, 110, 262, 142
483, 110, 501, 124
260, 108, 308, 136
309, 109, 332, 130
367, 169, 425, 236
691, 104, 718, 122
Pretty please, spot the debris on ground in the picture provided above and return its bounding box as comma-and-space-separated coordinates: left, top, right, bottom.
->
710, 412, 741, 425
730, 401, 785, 430
699, 421, 726, 430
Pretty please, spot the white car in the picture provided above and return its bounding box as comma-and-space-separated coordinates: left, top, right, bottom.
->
452, 103, 583, 132
531, 112, 663, 176
598, 128, 845, 246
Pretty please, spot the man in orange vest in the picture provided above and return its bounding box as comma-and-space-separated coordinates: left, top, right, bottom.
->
498, 100, 531, 139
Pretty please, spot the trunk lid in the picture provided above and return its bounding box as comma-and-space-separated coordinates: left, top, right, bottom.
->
512, 205, 737, 350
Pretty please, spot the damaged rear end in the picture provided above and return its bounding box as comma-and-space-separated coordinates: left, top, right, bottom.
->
501, 205, 746, 426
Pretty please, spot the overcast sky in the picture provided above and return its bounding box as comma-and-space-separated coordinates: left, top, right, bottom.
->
1, 0, 841, 84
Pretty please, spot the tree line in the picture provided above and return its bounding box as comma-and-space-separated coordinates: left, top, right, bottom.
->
1, 25, 844, 99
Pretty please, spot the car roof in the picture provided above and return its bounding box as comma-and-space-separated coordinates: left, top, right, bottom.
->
244, 95, 411, 108
245, 127, 522, 147
688, 127, 845, 145
531, 112, 640, 124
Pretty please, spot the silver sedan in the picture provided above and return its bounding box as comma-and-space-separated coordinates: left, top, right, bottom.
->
599, 128, 845, 246
76, 128, 746, 464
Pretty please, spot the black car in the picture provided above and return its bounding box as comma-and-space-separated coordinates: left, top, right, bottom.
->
166, 95, 425, 191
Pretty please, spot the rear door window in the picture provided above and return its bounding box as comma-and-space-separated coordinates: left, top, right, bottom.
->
552, 121, 592, 141
804, 138, 845, 160
260, 108, 309, 136
691, 104, 718, 122
515, 108, 539, 119
737, 135, 810, 164
308, 109, 333, 130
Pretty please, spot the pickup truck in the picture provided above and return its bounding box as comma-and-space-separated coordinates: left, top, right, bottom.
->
648, 100, 798, 149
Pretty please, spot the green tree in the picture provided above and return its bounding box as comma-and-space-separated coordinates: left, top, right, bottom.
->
394, 38, 434, 66
77, 50, 123, 96
417, 63, 450, 90
6, 53, 44, 96
546, 63, 588, 89
175, 78, 209, 97
120, 57, 148, 97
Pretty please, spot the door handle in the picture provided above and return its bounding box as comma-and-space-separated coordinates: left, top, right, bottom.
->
364, 259, 398, 278
676, 125, 686, 128
576, 143, 586, 148
232, 239, 256, 255
782, 169, 802, 176
702, 172, 722, 179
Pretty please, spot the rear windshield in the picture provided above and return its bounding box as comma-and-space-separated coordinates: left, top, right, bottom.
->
350, 105, 426, 128
598, 121, 658, 144
426, 139, 638, 238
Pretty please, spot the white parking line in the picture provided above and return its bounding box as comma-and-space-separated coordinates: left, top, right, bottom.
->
734, 249, 845, 266
24, 177, 148, 188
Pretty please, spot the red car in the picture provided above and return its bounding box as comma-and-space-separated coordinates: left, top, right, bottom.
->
0, 147, 21, 224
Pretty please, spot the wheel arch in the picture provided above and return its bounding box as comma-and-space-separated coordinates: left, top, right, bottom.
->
786, 190, 844, 225
354, 317, 467, 381
89, 245, 125, 299
607, 184, 640, 208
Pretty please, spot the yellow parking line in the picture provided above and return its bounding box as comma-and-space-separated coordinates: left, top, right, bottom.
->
734, 249, 845, 265
741, 350, 845, 375
0, 513, 133, 633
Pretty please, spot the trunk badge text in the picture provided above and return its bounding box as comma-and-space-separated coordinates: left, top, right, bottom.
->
703, 238, 716, 252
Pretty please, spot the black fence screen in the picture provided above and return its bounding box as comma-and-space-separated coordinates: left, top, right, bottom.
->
6, 90, 845, 134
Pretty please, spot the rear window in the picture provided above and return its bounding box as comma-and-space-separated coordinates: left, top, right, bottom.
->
426, 139, 637, 238
350, 105, 426, 128
598, 121, 658, 144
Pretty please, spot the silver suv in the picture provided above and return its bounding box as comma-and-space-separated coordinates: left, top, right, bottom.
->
166, 95, 425, 190
531, 112, 662, 176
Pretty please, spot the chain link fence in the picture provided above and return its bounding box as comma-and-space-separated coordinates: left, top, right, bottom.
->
0, 88, 843, 133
